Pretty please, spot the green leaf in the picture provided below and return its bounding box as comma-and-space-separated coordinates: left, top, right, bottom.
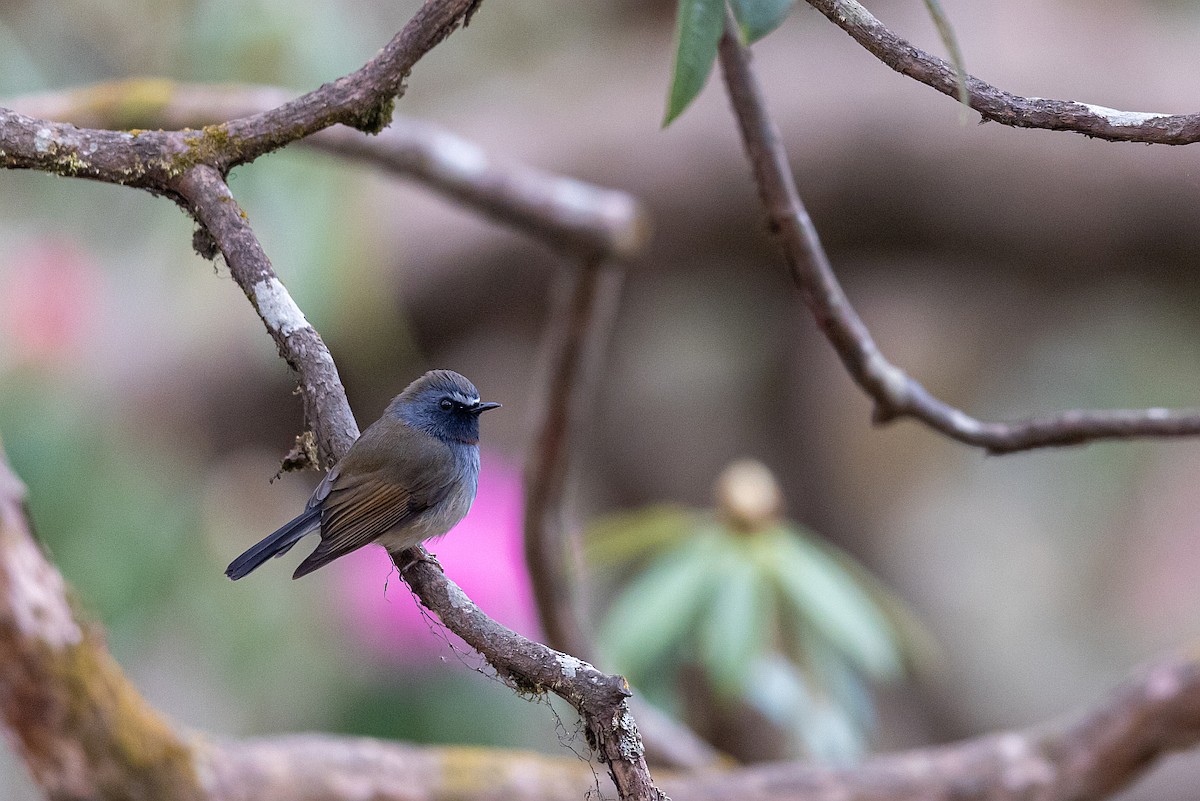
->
585, 504, 693, 568
698, 540, 774, 696
599, 529, 725, 676
765, 527, 903, 680
921, 0, 970, 111
664, 0, 726, 126
729, 0, 795, 44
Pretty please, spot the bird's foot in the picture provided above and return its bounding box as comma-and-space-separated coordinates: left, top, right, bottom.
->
398, 550, 443, 574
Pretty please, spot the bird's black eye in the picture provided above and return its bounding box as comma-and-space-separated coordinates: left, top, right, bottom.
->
439, 398, 454, 411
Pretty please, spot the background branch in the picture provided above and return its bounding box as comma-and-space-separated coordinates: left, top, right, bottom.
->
7, 81, 649, 263
522, 259, 619, 661
717, 16, 1200, 454
804, 0, 1200, 145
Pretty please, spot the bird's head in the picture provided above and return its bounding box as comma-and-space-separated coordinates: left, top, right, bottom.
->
388, 369, 501, 445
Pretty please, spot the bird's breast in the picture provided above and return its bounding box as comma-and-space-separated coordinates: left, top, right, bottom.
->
377, 445, 480, 552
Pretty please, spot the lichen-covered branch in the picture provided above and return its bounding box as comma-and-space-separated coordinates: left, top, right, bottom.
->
717, 17, 1200, 454
0, 447, 203, 801
0, 0, 483, 186
805, 0, 1200, 145
7, 81, 649, 263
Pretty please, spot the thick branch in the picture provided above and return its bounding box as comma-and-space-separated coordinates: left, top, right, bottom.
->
8, 81, 649, 263
0, 448, 204, 801
0, 0, 482, 186
804, 0, 1200, 145
717, 18, 1200, 454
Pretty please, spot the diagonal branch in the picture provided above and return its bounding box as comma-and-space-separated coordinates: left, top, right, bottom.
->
173, 165, 359, 464
7, 81, 650, 263
716, 16, 1200, 454
174, 165, 665, 801
804, 0, 1200, 146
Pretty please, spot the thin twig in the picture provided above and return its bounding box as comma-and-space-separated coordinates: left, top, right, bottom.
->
805, 0, 1200, 146
716, 15, 1200, 454
7, 81, 650, 263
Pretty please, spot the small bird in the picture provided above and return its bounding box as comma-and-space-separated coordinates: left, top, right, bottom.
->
226, 370, 500, 580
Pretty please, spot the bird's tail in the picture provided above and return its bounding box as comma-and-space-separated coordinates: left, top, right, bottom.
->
225, 507, 321, 580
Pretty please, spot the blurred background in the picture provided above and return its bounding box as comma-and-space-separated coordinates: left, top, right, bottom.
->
3, 0, 1200, 797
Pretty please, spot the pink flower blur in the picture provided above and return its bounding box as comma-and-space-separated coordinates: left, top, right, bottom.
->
330, 454, 543, 665
2, 239, 100, 365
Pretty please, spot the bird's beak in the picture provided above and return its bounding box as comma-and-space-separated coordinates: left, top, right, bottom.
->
472, 401, 502, 415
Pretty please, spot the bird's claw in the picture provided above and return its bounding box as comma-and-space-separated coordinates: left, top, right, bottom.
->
398, 550, 443, 574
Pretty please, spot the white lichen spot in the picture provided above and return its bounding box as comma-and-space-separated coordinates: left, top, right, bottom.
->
838, 0, 880, 27
445, 581, 472, 610
558, 654, 584, 678
548, 179, 605, 219
1081, 103, 1171, 127
616, 710, 645, 760
1146, 407, 1171, 421
998, 734, 1053, 791
34, 128, 55, 154
949, 409, 984, 437
865, 348, 909, 404
429, 132, 489, 184
1146, 664, 1182, 701
5, 532, 83, 649
253, 278, 311, 337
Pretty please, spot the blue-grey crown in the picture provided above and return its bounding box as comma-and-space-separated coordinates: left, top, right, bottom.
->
389, 370, 490, 445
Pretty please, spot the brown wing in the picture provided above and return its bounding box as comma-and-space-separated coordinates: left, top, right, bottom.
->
291, 419, 458, 578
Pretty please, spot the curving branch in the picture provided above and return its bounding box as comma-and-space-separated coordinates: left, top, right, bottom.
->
0, 445, 205, 801
7, 81, 649, 263
804, 0, 1200, 146
717, 16, 1200, 454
